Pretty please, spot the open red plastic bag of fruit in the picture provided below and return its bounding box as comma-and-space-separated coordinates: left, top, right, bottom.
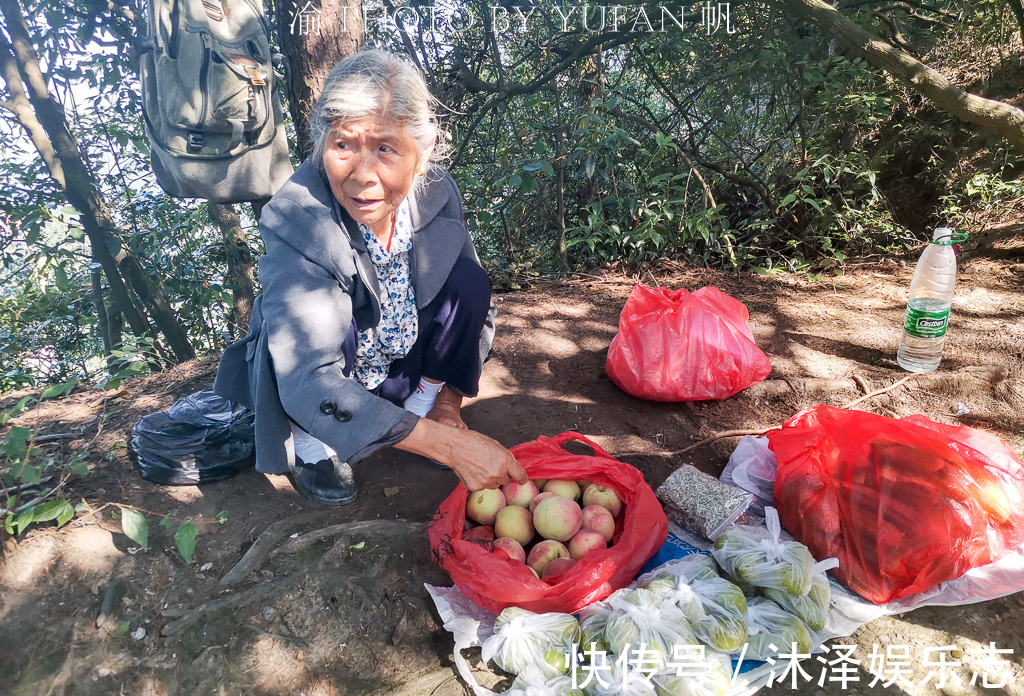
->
429, 432, 668, 615
769, 405, 1024, 604
605, 284, 771, 402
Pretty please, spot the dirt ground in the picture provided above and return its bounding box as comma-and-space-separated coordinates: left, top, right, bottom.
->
1, 229, 1022, 696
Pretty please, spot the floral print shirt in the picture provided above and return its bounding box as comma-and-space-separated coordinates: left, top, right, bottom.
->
353, 198, 418, 389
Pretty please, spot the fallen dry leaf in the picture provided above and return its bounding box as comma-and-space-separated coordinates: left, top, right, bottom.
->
383, 487, 401, 498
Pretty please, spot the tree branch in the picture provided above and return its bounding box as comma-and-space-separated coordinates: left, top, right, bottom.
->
778, 0, 1024, 152
0, 30, 64, 186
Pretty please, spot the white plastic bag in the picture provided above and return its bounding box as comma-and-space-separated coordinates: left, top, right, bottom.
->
711, 507, 837, 596
720, 436, 776, 515
744, 597, 814, 661
636, 557, 749, 654
481, 607, 580, 679
507, 672, 587, 696
687, 577, 749, 654
602, 588, 699, 666
764, 573, 831, 632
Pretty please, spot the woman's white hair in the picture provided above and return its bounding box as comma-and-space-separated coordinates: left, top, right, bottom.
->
307, 50, 447, 173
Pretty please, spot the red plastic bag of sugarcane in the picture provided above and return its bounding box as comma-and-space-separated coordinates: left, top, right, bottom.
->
428, 432, 668, 615
605, 284, 772, 402
769, 404, 1024, 604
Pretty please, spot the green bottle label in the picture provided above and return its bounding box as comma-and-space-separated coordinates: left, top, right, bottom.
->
904, 306, 950, 338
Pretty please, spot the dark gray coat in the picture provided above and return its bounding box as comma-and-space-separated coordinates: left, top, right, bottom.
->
214, 161, 495, 473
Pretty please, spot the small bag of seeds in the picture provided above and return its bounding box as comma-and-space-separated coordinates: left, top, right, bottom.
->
656, 465, 754, 542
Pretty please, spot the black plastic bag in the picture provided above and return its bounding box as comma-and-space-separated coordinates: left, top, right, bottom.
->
131, 390, 255, 485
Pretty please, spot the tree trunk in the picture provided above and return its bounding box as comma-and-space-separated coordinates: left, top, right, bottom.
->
0, 0, 196, 363
778, 0, 1024, 152
208, 203, 255, 336
90, 265, 117, 357
275, 0, 363, 158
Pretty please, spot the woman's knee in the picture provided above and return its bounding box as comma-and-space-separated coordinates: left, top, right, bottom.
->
442, 257, 491, 307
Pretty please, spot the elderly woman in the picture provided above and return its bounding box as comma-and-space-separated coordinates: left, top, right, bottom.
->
214, 50, 526, 505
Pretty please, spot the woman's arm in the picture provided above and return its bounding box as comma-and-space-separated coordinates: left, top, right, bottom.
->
394, 418, 528, 491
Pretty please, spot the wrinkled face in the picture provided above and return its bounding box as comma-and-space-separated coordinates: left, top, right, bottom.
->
323, 118, 424, 238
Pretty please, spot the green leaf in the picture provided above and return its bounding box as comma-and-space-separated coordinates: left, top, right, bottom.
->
523, 162, 544, 172
39, 383, 66, 400
19, 464, 41, 485
3, 426, 31, 462
519, 175, 536, 194
70, 462, 89, 476
14, 508, 35, 535
113, 620, 131, 637
508, 174, 522, 188
216, 510, 228, 524
33, 500, 75, 528
55, 265, 69, 291
158, 516, 174, 528
10, 396, 31, 417
120, 507, 149, 550
349, 541, 365, 550
175, 523, 198, 565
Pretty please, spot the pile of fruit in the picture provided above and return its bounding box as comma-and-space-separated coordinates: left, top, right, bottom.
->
464, 478, 623, 581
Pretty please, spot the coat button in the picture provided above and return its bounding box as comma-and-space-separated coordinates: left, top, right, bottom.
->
319, 401, 337, 415
334, 410, 352, 423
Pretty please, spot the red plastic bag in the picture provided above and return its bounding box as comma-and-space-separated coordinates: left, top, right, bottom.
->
428, 432, 668, 615
605, 284, 771, 401
769, 405, 1024, 604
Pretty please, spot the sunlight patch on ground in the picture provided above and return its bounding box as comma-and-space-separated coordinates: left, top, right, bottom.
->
475, 361, 520, 399
582, 433, 653, 456
849, 614, 1024, 696
497, 314, 530, 328
305, 678, 340, 696
578, 335, 614, 353
266, 473, 296, 492
545, 303, 596, 319
58, 525, 122, 577
161, 487, 204, 504
577, 319, 619, 336
524, 330, 580, 359
248, 634, 306, 691
525, 389, 595, 406
0, 533, 59, 593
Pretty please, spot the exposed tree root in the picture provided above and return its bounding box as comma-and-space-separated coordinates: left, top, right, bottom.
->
219, 510, 335, 587
162, 575, 298, 636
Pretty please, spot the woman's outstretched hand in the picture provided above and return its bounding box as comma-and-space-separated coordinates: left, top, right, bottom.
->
395, 416, 527, 491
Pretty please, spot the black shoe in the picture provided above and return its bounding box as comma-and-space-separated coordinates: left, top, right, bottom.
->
287, 455, 358, 506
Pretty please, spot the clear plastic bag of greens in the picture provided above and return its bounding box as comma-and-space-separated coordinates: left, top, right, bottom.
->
507, 671, 587, 696
687, 577, 748, 654
585, 659, 660, 696
636, 558, 748, 654
602, 588, 699, 666
744, 597, 814, 661
579, 590, 621, 657
711, 507, 837, 596
652, 649, 733, 696
481, 607, 580, 679
637, 560, 713, 624
763, 573, 831, 632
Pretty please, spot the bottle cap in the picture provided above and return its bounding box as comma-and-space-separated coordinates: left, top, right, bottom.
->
929, 228, 969, 246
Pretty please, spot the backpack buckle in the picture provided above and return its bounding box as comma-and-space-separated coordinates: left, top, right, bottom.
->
187, 132, 204, 151
244, 66, 266, 86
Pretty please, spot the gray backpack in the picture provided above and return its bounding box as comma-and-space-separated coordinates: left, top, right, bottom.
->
139, 0, 293, 203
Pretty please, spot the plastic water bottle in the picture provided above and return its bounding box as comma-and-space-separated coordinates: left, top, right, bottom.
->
896, 227, 963, 373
